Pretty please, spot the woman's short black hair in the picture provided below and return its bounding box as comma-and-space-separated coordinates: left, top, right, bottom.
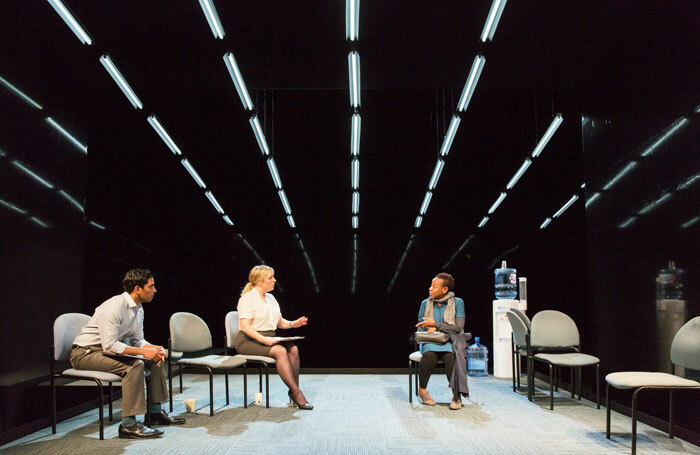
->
122, 268, 154, 293
436, 272, 455, 291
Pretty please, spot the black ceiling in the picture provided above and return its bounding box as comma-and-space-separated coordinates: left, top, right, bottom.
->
1, 0, 699, 306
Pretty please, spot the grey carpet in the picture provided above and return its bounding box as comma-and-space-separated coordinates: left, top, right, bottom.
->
2, 374, 698, 454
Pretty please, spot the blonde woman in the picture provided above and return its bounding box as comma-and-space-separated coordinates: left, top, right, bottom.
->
235, 265, 312, 410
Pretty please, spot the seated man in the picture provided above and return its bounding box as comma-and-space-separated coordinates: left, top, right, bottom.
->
415, 272, 467, 410
71, 268, 185, 439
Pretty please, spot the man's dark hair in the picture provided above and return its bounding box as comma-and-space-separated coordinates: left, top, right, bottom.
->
436, 272, 454, 291
122, 268, 154, 293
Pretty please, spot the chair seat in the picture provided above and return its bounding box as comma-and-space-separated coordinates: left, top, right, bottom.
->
169, 351, 183, 362
606, 371, 700, 389
240, 355, 276, 364
409, 351, 422, 362
61, 368, 122, 383
176, 354, 246, 369
534, 352, 599, 366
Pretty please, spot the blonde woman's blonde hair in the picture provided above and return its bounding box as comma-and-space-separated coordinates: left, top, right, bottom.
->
241, 265, 274, 296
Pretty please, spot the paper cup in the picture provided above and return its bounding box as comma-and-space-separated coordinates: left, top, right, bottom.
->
185, 399, 196, 413
254, 392, 263, 406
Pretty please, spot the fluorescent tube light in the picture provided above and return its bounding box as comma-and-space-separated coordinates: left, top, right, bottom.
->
677, 174, 700, 191
345, 0, 359, 41
428, 160, 445, 191
249, 115, 270, 155
640, 118, 689, 157
45, 117, 87, 154
58, 190, 84, 213
553, 194, 579, 218
223, 53, 253, 110
351, 159, 359, 189
11, 160, 54, 188
539, 217, 552, 229
348, 51, 361, 108
205, 191, 224, 214
351, 113, 361, 156
298, 238, 305, 250
414, 216, 423, 228
47, 0, 92, 45
353, 234, 358, 251
89, 220, 106, 230
199, 0, 225, 39
29, 216, 50, 228
531, 114, 563, 158
637, 192, 672, 215
0, 75, 43, 109
488, 192, 507, 214
278, 190, 292, 215
99, 55, 142, 109
439, 115, 461, 156
478, 216, 489, 228
459, 235, 475, 251
585, 192, 601, 208
352, 216, 358, 229
602, 161, 637, 190
481, 0, 508, 42
0, 198, 28, 215
419, 191, 433, 215
506, 159, 532, 190
223, 215, 234, 225
680, 216, 700, 229
352, 191, 359, 214
618, 216, 636, 229
266, 158, 282, 189
580, 183, 586, 189
456, 55, 485, 112
147, 115, 181, 155
181, 159, 206, 188
287, 215, 296, 228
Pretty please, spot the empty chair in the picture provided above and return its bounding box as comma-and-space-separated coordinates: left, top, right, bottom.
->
506, 310, 530, 393
529, 310, 600, 409
605, 316, 700, 455
168, 312, 247, 416
225, 311, 275, 408
51, 313, 150, 440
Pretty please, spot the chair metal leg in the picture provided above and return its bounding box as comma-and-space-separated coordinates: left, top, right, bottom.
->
108, 383, 114, 422
569, 367, 574, 397
244, 364, 248, 408
511, 340, 516, 392
96, 380, 104, 440
265, 364, 270, 409
225, 370, 230, 406
259, 364, 263, 393
669, 389, 674, 439
208, 368, 214, 416
606, 383, 611, 439
549, 364, 554, 410
517, 353, 521, 388
632, 388, 642, 455
408, 360, 412, 403
168, 360, 173, 412
578, 367, 582, 400
179, 365, 183, 393
51, 375, 57, 434
596, 364, 600, 409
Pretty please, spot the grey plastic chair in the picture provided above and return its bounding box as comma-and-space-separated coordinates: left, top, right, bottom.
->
51, 313, 151, 440
530, 310, 600, 409
605, 316, 700, 455
168, 312, 247, 416
507, 310, 530, 393
225, 311, 275, 408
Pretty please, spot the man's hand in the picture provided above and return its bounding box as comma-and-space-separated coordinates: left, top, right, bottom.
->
144, 344, 167, 358
291, 316, 308, 328
415, 317, 436, 328
141, 345, 166, 365
262, 337, 279, 346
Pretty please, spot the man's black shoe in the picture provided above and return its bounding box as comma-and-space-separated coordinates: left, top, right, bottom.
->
149, 410, 186, 426
118, 422, 164, 439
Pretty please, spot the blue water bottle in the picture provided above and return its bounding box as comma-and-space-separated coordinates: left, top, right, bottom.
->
467, 337, 489, 377
494, 261, 517, 300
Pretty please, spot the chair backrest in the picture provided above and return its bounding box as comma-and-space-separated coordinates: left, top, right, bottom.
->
670, 316, 700, 371
169, 312, 212, 352
507, 311, 528, 347
530, 310, 579, 348
53, 313, 91, 361
511, 308, 531, 330
225, 311, 240, 349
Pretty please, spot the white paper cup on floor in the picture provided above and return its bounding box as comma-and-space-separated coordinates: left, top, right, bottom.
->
254, 392, 263, 406
185, 399, 196, 413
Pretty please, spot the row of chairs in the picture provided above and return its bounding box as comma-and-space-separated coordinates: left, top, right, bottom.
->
507, 310, 700, 455
51, 311, 274, 440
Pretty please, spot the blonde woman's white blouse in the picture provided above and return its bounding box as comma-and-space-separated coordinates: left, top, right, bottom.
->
237, 290, 282, 331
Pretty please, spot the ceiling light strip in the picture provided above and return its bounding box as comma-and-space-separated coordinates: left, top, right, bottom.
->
199, 0, 225, 39
47, 0, 92, 45
480, 0, 508, 42
223, 53, 254, 111
45, 117, 88, 154
99, 55, 143, 109
147, 115, 182, 155
456, 55, 486, 112
0, 75, 43, 109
